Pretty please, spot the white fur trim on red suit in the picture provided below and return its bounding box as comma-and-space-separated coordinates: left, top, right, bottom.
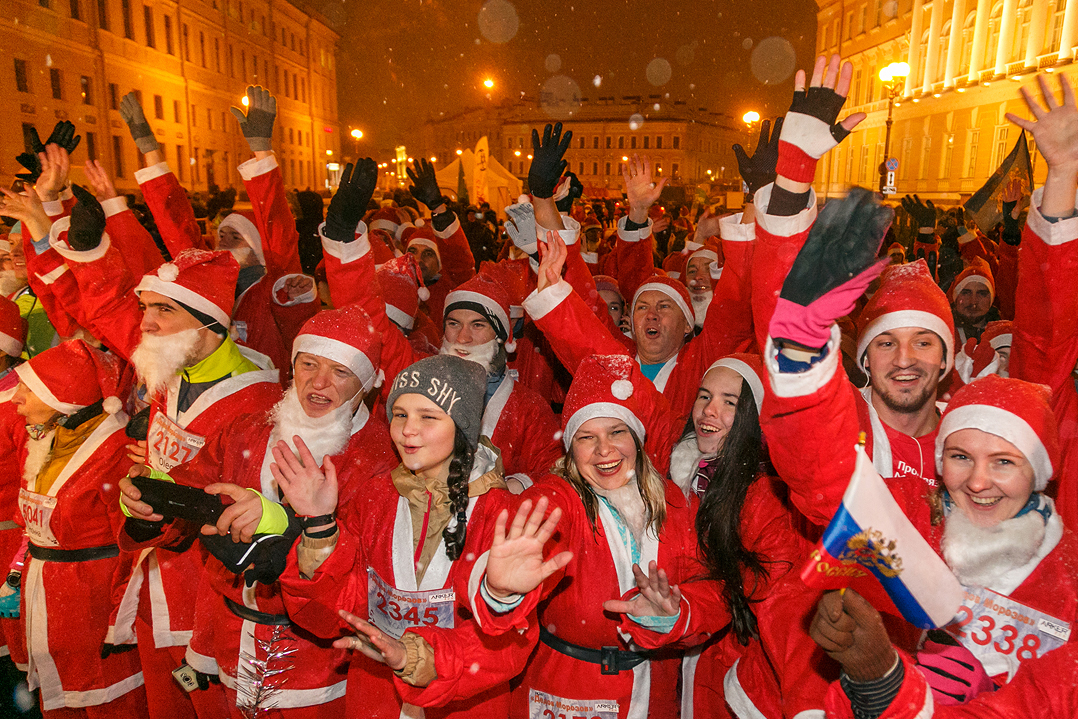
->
950, 274, 994, 302
444, 289, 511, 336
936, 404, 1053, 490
765, 324, 842, 399
563, 401, 646, 451
48, 217, 112, 263
36, 264, 68, 286
616, 215, 653, 243
407, 237, 441, 267
134, 161, 172, 185
538, 215, 581, 245
134, 274, 232, 328
752, 183, 819, 238
432, 215, 461, 240
0, 330, 23, 358
272, 273, 317, 307
707, 357, 763, 414
41, 199, 64, 218
319, 222, 371, 263
237, 152, 278, 181
632, 281, 695, 329
719, 213, 754, 242
384, 302, 415, 330
100, 196, 128, 218
14, 364, 85, 414
1025, 186, 1078, 246
856, 309, 954, 376
522, 280, 573, 320
291, 335, 378, 392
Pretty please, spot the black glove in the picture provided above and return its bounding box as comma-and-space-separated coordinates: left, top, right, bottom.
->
324, 160, 378, 243
1001, 200, 1022, 246
529, 123, 572, 198
901, 194, 937, 229
554, 172, 584, 213
125, 406, 151, 441
406, 158, 444, 209
100, 642, 138, 659
780, 187, 893, 308
200, 510, 303, 586
46, 120, 81, 154
67, 185, 107, 252
733, 117, 783, 199
16, 122, 81, 183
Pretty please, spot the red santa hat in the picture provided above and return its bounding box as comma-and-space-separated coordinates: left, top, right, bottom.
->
856, 259, 955, 376
561, 354, 646, 451
594, 275, 623, 302
368, 228, 401, 269
956, 320, 1013, 383
377, 255, 429, 330
135, 248, 239, 329
216, 211, 266, 266
0, 234, 10, 254
405, 228, 442, 270
686, 246, 721, 290
479, 259, 527, 320
15, 340, 125, 415
887, 242, 906, 262
0, 296, 26, 358
935, 375, 1059, 492
369, 207, 404, 235
631, 275, 695, 334
443, 273, 515, 352
949, 262, 995, 304
291, 304, 383, 393
704, 353, 765, 415
582, 214, 602, 232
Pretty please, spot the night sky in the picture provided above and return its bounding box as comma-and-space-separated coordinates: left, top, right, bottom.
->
294, 0, 820, 157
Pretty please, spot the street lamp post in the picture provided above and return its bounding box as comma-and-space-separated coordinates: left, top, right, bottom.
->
350, 129, 363, 159
877, 62, 909, 194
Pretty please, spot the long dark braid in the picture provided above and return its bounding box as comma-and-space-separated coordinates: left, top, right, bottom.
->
442, 427, 476, 561
693, 381, 771, 645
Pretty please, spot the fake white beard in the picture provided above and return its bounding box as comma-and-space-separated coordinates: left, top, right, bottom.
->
690, 291, 712, 329
268, 384, 353, 468
942, 504, 1046, 588
22, 430, 56, 485
0, 270, 26, 298
593, 476, 648, 543
439, 337, 499, 373
130, 328, 203, 397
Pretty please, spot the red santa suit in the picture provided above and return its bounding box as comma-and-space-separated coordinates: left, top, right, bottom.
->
0, 367, 28, 668
12, 341, 147, 715
279, 444, 527, 718
405, 218, 476, 323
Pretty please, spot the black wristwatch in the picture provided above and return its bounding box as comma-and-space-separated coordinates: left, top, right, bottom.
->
296, 513, 336, 531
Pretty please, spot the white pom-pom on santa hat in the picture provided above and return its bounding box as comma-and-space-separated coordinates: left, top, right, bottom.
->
103, 396, 122, 415
610, 379, 633, 400
415, 218, 426, 227
374, 368, 385, 389
418, 286, 431, 302
505, 337, 517, 353
157, 263, 180, 282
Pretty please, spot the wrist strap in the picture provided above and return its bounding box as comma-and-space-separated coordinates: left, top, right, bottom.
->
304, 523, 337, 539
297, 513, 336, 529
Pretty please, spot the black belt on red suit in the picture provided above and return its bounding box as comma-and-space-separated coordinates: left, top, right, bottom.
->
539, 625, 650, 675
224, 596, 292, 626
29, 544, 119, 562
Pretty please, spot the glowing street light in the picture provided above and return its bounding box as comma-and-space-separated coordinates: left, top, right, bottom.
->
878, 62, 910, 83
483, 78, 494, 89
514, 150, 521, 156
349, 129, 364, 157
455, 149, 463, 155
742, 110, 760, 125
326, 150, 333, 156
878, 62, 910, 194
430, 156, 437, 162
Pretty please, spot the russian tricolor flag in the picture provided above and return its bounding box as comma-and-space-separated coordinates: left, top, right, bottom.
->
801, 444, 964, 629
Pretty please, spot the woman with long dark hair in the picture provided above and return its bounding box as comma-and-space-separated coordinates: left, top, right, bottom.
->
274, 354, 530, 718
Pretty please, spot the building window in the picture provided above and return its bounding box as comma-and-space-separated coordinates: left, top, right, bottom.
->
940, 133, 954, 178
993, 126, 1010, 167
182, 24, 189, 59
240, 49, 246, 80
164, 15, 173, 54
14, 59, 29, 93
39, 0, 50, 8
301, 78, 305, 102
199, 31, 206, 67
852, 68, 862, 106
605, 162, 611, 175
207, 108, 213, 130
592, 136, 599, 149
190, 104, 196, 126
113, 135, 124, 177
288, 128, 294, 144
630, 136, 637, 149
643, 136, 650, 149
592, 161, 599, 175
109, 82, 119, 109
176, 145, 185, 180
173, 99, 181, 122
672, 162, 679, 176
80, 75, 93, 104
293, 74, 298, 99
50, 68, 63, 100
578, 136, 585, 149
919, 136, 932, 179
153, 94, 164, 119
900, 137, 913, 180
605, 137, 612, 149
86, 131, 96, 161
70, 0, 81, 20
859, 145, 870, 183
618, 136, 625, 149
673, 135, 680, 149
193, 146, 199, 181
656, 136, 663, 149
966, 129, 979, 177
121, 0, 133, 39
578, 162, 584, 174
214, 37, 220, 72
227, 44, 233, 77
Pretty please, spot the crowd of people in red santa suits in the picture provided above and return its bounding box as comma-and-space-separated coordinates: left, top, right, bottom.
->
0, 52, 1076, 719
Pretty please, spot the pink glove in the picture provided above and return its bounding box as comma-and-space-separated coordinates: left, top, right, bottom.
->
770, 261, 886, 349
915, 632, 995, 705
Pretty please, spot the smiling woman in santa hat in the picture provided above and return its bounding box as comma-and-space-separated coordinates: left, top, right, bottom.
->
273, 354, 532, 719
7, 340, 148, 717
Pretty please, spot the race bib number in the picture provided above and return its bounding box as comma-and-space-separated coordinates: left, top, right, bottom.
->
528, 689, 619, 719
19, 489, 58, 548
366, 568, 455, 640
148, 413, 206, 472
946, 586, 1072, 679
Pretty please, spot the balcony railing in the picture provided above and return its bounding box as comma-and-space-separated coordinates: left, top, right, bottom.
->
1006, 60, 1027, 76
979, 68, 995, 82
1038, 52, 1059, 68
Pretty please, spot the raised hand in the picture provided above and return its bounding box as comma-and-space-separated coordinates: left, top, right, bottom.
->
15, 127, 47, 183
270, 437, 339, 518
809, 589, 897, 682
901, 195, 937, 229
36, 144, 72, 202
84, 160, 120, 201
622, 155, 667, 222
529, 123, 573, 199
119, 92, 160, 154
406, 158, 443, 210
484, 496, 572, 600
201, 483, 263, 543
324, 159, 378, 243
230, 85, 276, 153
785, 55, 865, 156
535, 230, 567, 293
335, 610, 407, 671
602, 561, 682, 617
282, 275, 315, 301
553, 171, 584, 213
0, 185, 51, 243
45, 120, 81, 154
693, 209, 722, 243
733, 117, 783, 199
1007, 74, 1078, 218
504, 200, 539, 254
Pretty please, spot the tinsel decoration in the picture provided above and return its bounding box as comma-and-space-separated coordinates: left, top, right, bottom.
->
236, 626, 298, 718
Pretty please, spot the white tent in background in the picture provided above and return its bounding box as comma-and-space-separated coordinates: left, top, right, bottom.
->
434, 145, 523, 219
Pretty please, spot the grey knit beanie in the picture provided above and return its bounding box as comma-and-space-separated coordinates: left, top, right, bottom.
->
385, 355, 488, 449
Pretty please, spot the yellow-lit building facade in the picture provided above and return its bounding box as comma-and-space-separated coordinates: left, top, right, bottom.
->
815, 0, 1077, 203
3, 0, 341, 194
